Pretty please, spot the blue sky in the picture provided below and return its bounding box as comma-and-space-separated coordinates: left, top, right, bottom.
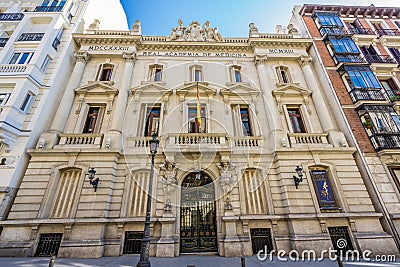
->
120, 0, 400, 37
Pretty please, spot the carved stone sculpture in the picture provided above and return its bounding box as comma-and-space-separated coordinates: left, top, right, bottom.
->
169, 20, 223, 42
160, 161, 178, 209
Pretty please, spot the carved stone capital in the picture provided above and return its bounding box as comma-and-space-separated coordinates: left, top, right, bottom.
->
123, 52, 136, 64
298, 55, 312, 68
74, 51, 90, 63
254, 55, 268, 66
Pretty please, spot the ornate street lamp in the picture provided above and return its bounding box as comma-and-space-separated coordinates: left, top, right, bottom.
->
293, 165, 304, 189
86, 167, 99, 192
137, 134, 159, 267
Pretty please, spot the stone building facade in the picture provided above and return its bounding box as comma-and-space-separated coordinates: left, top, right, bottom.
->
290, 4, 400, 248
0, 18, 398, 258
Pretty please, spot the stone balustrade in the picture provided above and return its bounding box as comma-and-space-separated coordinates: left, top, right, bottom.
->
169, 133, 227, 145
288, 133, 329, 146
230, 136, 262, 147
58, 133, 103, 147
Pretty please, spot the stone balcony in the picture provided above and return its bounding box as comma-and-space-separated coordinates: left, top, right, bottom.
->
56, 133, 104, 148
0, 64, 45, 81
288, 133, 332, 148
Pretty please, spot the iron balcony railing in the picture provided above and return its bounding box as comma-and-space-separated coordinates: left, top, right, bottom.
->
319, 27, 346, 36
375, 29, 400, 37
347, 28, 375, 35
0, 13, 24, 21
17, 33, 44, 42
370, 133, 400, 151
334, 54, 365, 63
364, 54, 397, 64
386, 90, 400, 102
0, 38, 8, 48
34, 6, 63, 12
391, 56, 400, 65
348, 88, 386, 103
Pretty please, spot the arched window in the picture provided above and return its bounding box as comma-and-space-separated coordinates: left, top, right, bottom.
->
276, 66, 291, 84
96, 63, 113, 81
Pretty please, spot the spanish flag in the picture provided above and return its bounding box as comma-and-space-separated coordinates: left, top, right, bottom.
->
196, 82, 201, 131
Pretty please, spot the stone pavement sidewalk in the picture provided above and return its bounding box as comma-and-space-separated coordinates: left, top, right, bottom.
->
0, 255, 398, 267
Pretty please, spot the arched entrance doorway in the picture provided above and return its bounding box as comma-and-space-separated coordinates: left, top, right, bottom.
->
180, 171, 217, 253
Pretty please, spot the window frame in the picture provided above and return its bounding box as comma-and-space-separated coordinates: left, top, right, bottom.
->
309, 169, 340, 211
144, 105, 161, 137
239, 106, 252, 136
276, 66, 291, 84
314, 12, 344, 28
190, 65, 203, 82
0, 93, 10, 106
20, 92, 34, 112
96, 63, 114, 82
148, 64, 163, 82
230, 65, 242, 83
82, 105, 104, 134
287, 107, 307, 133
40, 55, 51, 72
187, 103, 207, 133
9, 52, 34, 64
327, 36, 360, 54
388, 167, 400, 194
342, 66, 381, 90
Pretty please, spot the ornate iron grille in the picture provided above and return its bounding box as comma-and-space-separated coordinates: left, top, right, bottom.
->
180, 172, 217, 253
250, 228, 273, 254
35, 233, 63, 257
123, 231, 143, 254
328, 227, 354, 254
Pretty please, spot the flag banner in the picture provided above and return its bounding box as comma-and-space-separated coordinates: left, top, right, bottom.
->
196, 83, 201, 130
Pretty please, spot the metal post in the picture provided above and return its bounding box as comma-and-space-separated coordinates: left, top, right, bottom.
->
136, 152, 156, 267
337, 257, 344, 267
241, 257, 246, 267
48, 255, 56, 267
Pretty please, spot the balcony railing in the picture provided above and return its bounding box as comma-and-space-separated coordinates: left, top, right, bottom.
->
319, 27, 346, 36
0, 64, 27, 73
0, 38, 8, 48
334, 54, 364, 63
364, 54, 397, 64
169, 133, 227, 145
386, 90, 400, 102
0, 13, 24, 21
370, 133, 400, 151
126, 136, 153, 148
347, 28, 375, 35
34, 6, 63, 12
375, 29, 400, 37
288, 133, 329, 147
230, 136, 262, 147
348, 88, 386, 103
58, 133, 103, 147
17, 33, 44, 42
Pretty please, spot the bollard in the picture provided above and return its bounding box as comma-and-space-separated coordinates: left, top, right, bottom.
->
241, 257, 246, 267
48, 255, 56, 267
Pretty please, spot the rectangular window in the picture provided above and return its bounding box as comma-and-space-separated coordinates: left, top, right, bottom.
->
188, 105, 206, 133
144, 106, 160, 136
310, 170, 338, 210
0, 93, 10, 105
315, 12, 343, 28
344, 66, 381, 89
9, 52, 33, 64
194, 68, 202, 82
328, 36, 360, 54
380, 79, 399, 99
276, 66, 291, 83
83, 107, 100, 133
240, 107, 252, 136
287, 107, 306, 133
149, 65, 162, 82
40, 56, 51, 72
20, 93, 33, 112
234, 69, 241, 82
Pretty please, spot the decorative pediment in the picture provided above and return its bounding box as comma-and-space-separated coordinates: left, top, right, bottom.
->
221, 83, 259, 100
272, 83, 312, 98
176, 82, 216, 99
131, 82, 171, 97
75, 81, 118, 97
272, 83, 312, 114
74, 82, 118, 114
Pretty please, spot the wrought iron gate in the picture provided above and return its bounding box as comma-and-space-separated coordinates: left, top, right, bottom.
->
180, 172, 217, 253
123, 231, 143, 254
328, 226, 354, 254
250, 228, 273, 254
35, 233, 63, 257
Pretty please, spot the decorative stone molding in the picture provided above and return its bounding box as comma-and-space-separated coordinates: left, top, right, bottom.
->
74, 51, 90, 63
298, 55, 312, 68
254, 54, 268, 66
122, 52, 136, 64
169, 19, 223, 42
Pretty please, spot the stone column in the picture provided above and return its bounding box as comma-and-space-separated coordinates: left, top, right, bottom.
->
50, 51, 90, 132
110, 52, 135, 132
255, 55, 282, 132
299, 55, 335, 132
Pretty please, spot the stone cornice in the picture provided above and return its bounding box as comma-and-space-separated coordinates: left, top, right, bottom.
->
73, 33, 313, 53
